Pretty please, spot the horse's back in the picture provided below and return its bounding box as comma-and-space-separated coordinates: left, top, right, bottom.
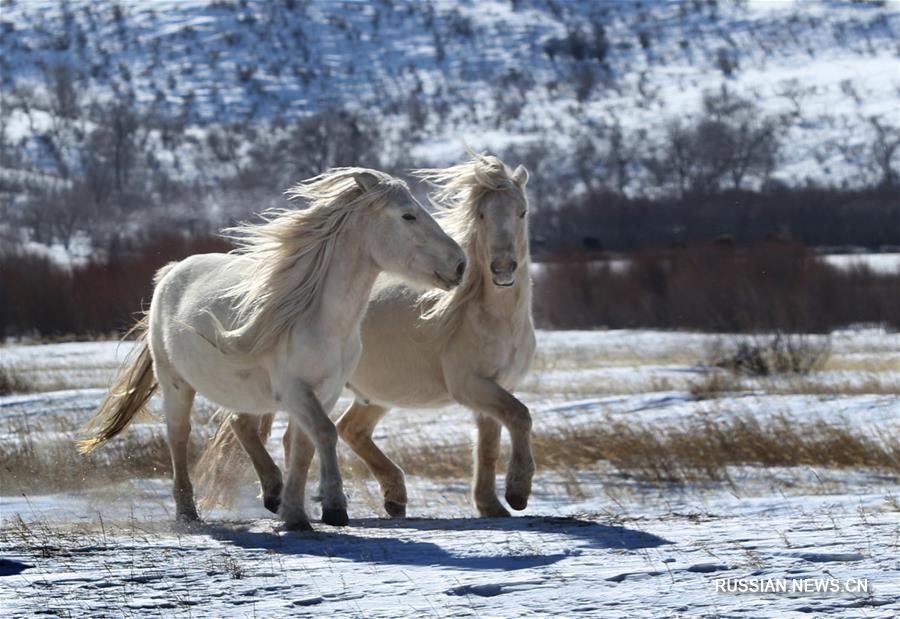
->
152, 253, 250, 328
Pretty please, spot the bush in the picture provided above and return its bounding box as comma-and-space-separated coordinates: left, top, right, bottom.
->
705, 333, 831, 376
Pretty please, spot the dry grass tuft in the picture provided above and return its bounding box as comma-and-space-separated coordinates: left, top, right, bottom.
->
0, 364, 35, 395
688, 371, 744, 400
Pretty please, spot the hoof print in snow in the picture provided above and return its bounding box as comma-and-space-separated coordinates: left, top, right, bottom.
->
687, 563, 730, 573
797, 552, 864, 563
448, 584, 504, 597
607, 571, 663, 583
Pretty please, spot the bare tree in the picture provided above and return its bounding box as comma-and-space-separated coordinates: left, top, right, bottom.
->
869, 116, 900, 189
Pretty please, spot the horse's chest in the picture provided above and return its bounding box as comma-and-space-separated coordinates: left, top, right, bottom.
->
301, 335, 362, 409
472, 324, 535, 388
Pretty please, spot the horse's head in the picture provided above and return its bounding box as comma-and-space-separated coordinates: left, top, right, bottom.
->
356, 171, 467, 291
475, 164, 529, 288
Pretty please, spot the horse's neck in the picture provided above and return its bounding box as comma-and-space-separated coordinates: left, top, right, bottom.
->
477, 256, 532, 323
315, 224, 379, 338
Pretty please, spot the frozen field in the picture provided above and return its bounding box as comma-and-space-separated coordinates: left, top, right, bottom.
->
1, 329, 898, 617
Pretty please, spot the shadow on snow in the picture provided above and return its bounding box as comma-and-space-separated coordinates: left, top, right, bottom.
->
201, 515, 670, 571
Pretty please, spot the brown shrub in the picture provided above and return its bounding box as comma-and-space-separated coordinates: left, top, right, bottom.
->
534, 241, 900, 332
706, 333, 831, 376
0, 233, 232, 338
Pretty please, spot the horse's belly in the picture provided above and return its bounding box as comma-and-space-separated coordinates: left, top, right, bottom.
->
163, 335, 275, 412
351, 362, 451, 409
202, 374, 273, 412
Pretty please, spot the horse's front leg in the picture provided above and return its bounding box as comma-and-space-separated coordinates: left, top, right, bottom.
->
472, 413, 511, 517
448, 374, 534, 513
229, 413, 283, 514
275, 380, 348, 529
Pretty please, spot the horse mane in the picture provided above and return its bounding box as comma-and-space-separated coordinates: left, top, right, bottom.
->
411, 152, 528, 340
213, 167, 408, 355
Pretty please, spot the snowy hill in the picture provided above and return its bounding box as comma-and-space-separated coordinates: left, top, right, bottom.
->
1, 0, 897, 193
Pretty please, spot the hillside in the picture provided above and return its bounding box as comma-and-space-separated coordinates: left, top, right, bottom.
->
2, 0, 897, 178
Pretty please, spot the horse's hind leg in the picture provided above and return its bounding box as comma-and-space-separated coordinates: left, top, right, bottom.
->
230, 413, 283, 514
158, 368, 199, 522
473, 414, 511, 517
336, 400, 406, 518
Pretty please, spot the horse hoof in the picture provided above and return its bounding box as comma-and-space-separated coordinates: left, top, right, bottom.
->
322, 508, 349, 527
384, 501, 406, 518
284, 519, 313, 532
478, 504, 511, 518
505, 492, 528, 511
264, 495, 281, 514
176, 508, 200, 523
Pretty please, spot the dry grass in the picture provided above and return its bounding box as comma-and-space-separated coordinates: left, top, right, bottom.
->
824, 356, 900, 373
0, 364, 36, 395
762, 376, 900, 397
0, 404, 221, 494
0, 429, 201, 494
531, 414, 900, 483
363, 413, 900, 484
3, 408, 897, 496
688, 371, 743, 400
687, 371, 899, 400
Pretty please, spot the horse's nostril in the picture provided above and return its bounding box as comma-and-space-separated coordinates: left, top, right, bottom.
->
510, 260, 518, 272
456, 260, 466, 280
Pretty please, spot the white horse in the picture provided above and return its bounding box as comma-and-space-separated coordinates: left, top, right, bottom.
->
200, 153, 536, 518
78, 167, 467, 530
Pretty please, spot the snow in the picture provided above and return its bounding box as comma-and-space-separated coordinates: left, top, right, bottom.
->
1, 328, 898, 615
822, 252, 900, 275
1, 476, 897, 616
1, 0, 897, 189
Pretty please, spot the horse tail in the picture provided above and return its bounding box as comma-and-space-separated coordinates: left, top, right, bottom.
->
196, 412, 276, 509
78, 316, 156, 454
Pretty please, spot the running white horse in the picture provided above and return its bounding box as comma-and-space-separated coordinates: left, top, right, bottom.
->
200, 153, 536, 518
78, 167, 467, 530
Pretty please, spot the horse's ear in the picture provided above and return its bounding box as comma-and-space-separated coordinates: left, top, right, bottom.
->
511, 165, 529, 188
353, 172, 378, 193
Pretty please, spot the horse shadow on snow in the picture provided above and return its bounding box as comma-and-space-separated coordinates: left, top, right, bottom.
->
201, 516, 670, 571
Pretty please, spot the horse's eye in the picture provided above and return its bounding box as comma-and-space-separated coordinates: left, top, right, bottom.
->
402, 213, 416, 221
520, 210, 527, 218
479, 212, 484, 220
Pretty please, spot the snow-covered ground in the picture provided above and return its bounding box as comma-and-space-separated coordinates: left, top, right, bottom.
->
1, 329, 898, 616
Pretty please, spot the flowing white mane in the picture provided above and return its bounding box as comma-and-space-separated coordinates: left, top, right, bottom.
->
412, 152, 529, 337
214, 167, 408, 355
